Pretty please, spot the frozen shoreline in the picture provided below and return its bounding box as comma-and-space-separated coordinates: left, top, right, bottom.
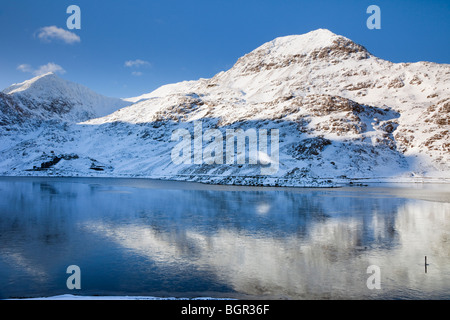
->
1, 174, 449, 188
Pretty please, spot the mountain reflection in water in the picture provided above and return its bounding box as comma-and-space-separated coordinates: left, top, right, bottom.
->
0, 177, 449, 299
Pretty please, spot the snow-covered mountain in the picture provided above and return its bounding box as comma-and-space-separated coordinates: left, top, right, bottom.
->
1, 73, 130, 123
1, 29, 449, 186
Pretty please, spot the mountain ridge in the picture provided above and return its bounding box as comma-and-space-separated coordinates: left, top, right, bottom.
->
1, 29, 449, 186
2, 72, 130, 123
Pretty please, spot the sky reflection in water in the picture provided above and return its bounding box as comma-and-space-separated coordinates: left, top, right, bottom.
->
0, 177, 449, 299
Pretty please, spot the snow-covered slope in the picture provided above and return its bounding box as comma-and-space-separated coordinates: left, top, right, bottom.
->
2, 73, 130, 123
1, 29, 449, 186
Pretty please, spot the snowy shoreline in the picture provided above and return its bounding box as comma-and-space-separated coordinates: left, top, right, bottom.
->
1, 174, 449, 188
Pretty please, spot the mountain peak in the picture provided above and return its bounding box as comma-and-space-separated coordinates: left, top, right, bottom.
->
267, 29, 343, 53
3, 72, 61, 95
2, 72, 130, 122
230, 29, 370, 75
262, 29, 368, 55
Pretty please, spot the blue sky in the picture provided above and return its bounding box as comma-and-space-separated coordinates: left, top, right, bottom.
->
0, 0, 449, 98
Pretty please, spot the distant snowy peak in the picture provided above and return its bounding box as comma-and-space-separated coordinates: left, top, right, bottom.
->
2, 73, 130, 123
3, 73, 49, 95
4, 72, 83, 97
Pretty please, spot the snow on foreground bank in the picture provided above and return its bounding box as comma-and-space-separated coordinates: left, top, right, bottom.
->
9, 294, 234, 300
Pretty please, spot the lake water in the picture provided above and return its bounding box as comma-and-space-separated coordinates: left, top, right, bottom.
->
0, 177, 449, 300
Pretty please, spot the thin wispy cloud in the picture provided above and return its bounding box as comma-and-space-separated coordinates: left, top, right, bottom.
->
124, 59, 150, 68
34, 63, 66, 76
35, 26, 81, 44
17, 64, 34, 73
17, 62, 66, 76
125, 59, 150, 76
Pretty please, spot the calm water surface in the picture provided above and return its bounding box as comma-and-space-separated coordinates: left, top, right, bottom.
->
0, 177, 449, 299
